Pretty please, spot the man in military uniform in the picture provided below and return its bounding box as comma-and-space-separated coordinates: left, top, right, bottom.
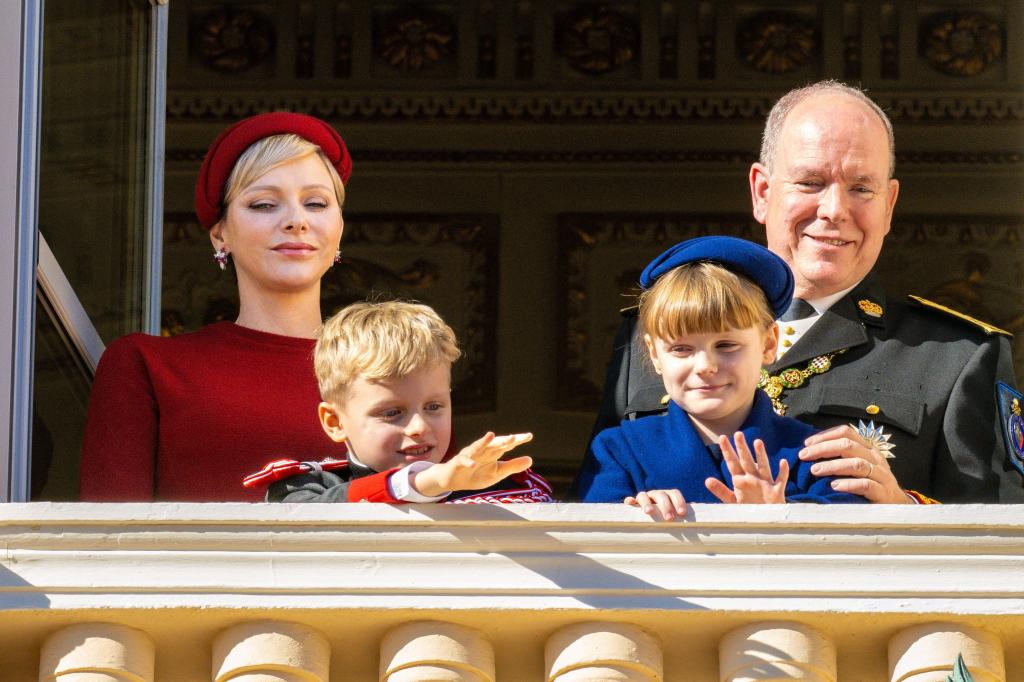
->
579, 80, 1023, 503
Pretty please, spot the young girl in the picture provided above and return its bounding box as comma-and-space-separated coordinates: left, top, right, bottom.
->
575, 236, 866, 517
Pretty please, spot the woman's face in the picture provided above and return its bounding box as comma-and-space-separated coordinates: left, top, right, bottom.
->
211, 153, 343, 296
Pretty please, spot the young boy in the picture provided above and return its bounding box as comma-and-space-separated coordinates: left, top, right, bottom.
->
245, 301, 553, 504
575, 236, 866, 517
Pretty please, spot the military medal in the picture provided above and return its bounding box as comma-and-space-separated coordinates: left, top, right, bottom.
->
854, 419, 895, 458
758, 349, 847, 416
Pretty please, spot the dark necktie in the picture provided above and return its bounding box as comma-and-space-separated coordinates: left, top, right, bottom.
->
779, 298, 815, 322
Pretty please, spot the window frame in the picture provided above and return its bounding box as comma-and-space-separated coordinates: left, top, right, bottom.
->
0, 0, 167, 501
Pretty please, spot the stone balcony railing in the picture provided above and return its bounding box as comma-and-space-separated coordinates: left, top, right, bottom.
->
2, 503, 1022, 681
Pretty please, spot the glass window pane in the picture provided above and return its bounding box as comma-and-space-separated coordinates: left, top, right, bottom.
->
32, 0, 154, 499
32, 293, 91, 501
38, 0, 152, 343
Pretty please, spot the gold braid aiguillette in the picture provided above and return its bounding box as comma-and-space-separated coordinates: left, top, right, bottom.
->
758, 349, 847, 416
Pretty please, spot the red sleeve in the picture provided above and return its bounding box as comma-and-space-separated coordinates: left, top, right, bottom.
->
80, 336, 158, 501
347, 469, 401, 503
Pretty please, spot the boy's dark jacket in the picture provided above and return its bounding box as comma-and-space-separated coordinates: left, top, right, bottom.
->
245, 457, 554, 504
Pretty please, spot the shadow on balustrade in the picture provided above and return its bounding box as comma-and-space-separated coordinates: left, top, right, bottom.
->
398, 503, 709, 611
0, 564, 52, 609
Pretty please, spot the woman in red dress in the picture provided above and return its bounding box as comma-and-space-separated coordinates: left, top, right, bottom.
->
81, 112, 352, 501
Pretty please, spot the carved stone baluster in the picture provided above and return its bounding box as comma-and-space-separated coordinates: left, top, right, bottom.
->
212, 621, 330, 682
719, 621, 836, 682
545, 622, 662, 682
39, 623, 154, 682
888, 623, 1004, 682
380, 621, 494, 682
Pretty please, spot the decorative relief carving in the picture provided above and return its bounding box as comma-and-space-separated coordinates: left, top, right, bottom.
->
295, 2, 315, 79
557, 3, 639, 76
880, 1, 899, 79
738, 11, 818, 74
557, 214, 759, 410
168, 147, 1023, 169
374, 4, 457, 73
697, 1, 716, 80
921, 10, 1003, 77
167, 92, 1024, 124
842, 3, 862, 80
333, 3, 353, 78
161, 212, 499, 413
514, 1, 535, 80
658, 2, 678, 80
477, 0, 497, 79
659, 34, 677, 80
191, 7, 275, 73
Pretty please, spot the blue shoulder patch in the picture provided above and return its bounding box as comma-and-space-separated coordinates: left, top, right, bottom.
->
996, 382, 1024, 477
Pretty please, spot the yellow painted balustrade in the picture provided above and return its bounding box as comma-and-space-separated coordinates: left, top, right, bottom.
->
213, 620, 330, 682
889, 623, 1006, 682
545, 622, 662, 681
0, 503, 1020, 680
39, 623, 154, 682
719, 622, 836, 682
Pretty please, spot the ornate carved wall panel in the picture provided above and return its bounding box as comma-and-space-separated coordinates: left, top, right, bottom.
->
162, 212, 499, 413
169, 0, 1022, 96
558, 214, 1024, 412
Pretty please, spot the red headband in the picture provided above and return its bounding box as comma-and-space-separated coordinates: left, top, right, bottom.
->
194, 112, 352, 230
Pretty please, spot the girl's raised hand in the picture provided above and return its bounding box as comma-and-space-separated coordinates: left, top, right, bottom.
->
705, 431, 789, 504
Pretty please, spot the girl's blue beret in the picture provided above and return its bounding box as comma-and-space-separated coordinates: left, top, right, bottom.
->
639, 236, 794, 319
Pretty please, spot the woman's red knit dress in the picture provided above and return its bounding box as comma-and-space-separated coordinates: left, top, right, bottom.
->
80, 322, 341, 501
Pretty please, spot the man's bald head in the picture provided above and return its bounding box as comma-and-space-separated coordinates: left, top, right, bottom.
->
760, 80, 896, 180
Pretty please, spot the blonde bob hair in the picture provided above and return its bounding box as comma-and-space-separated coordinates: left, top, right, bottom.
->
315, 300, 461, 403
222, 133, 346, 213
639, 261, 775, 341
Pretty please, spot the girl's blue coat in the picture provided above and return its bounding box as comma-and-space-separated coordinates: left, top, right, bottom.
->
577, 391, 866, 504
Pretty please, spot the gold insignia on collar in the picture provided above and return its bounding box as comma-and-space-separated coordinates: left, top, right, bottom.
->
1014, 398, 1021, 417
858, 299, 883, 317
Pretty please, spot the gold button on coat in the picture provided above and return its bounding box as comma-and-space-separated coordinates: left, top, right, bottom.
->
866, 404, 880, 415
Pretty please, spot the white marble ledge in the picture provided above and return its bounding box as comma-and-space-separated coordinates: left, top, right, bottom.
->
2, 501, 1023, 526
0, 502, 1020, 618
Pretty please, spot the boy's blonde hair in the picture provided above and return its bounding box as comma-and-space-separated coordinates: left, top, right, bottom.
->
315, 300, 461, 403
639, 261, 775, 341
222, 133, 346, 212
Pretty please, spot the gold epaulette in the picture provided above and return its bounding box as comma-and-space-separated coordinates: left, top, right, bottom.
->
907, 295, 1012, 337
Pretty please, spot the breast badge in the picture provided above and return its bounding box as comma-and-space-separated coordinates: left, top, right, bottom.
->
996, 382, 1024, 476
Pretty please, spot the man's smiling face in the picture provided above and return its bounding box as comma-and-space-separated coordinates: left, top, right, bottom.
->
751, 93, 900, 299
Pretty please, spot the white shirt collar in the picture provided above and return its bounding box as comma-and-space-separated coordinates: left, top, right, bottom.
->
805, 281, 861, 316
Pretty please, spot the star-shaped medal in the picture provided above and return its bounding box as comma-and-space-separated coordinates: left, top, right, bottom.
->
856, 419, 895, 458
